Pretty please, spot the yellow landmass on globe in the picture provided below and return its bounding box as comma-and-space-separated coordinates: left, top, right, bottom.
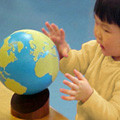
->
11, 41, 24, 53
4, 78, 27, 95
27, 30, 56, 61
0, 35, 25, 94
0, 36, 24, 69
0, 71, 27, 95
25, 30, 59, 81
0, 36, 17, 69
29, 35, 51, 62
35, 54, 59, 81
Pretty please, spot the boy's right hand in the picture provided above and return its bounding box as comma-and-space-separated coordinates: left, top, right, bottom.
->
42, 22, 70, 59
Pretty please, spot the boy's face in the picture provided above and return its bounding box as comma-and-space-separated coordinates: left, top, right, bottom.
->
94, 15, 120, 61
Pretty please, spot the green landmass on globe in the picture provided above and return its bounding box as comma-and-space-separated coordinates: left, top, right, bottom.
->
0, 29, 59, 95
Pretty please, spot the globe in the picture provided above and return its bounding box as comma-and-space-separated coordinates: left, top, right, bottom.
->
0, 29, 59, 95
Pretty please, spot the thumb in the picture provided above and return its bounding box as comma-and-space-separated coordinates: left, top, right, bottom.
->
58, 47, 68, 59
73, 69, 85, 80
62, 48, 69, 57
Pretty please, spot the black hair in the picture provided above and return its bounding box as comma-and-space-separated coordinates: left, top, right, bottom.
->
94, 0, 120, 27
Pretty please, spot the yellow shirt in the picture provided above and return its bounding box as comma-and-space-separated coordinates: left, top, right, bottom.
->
60, 40, 120, 120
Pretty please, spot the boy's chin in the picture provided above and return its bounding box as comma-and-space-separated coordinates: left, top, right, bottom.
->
101, 50, 110, 56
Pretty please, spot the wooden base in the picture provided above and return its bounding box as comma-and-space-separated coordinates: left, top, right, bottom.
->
0, 83, 68, 120
10, 107, 68, 120
11, 89, 49, 119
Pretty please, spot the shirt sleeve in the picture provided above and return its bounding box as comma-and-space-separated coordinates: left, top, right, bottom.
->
77, 79, 120, 120
59, 40, 98, 76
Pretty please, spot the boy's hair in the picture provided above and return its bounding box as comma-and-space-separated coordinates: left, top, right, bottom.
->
94, 0, 120, 27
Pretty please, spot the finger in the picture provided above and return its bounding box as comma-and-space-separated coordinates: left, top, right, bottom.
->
63, 80, 79, 90
60, 29, 65, 42
73, 69, 84, 80
51, 23, 61, 37
45, 22, 54, 33
65, 73, 79, 85
51, 23, 59, 32
61, 96, 75, 101
41, 28, 49, 37
60, 88, 76, 96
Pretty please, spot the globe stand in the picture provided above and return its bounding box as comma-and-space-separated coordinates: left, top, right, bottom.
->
11, 88, 49, 119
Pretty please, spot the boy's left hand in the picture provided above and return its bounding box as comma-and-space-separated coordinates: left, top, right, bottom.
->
60, 69, 93, 103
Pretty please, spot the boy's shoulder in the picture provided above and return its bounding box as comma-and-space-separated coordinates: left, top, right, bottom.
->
83, 40, 98, 46
82, 40, 99, 51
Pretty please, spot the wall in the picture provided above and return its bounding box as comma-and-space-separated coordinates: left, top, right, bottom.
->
0, 0, 95, 119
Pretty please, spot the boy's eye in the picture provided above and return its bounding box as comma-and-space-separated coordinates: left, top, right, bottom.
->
102, 27, 110, 33
103, 29, 110, 33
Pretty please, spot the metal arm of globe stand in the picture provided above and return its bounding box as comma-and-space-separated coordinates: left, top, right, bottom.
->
11, 88, 49, 119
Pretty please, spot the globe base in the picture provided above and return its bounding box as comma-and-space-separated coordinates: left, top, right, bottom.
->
11, 88, 49, 119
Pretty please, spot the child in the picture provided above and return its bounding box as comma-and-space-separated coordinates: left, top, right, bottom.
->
42, 0, 120, 119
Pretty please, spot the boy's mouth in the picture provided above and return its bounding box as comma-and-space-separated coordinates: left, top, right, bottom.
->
100, 44, 105, 49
